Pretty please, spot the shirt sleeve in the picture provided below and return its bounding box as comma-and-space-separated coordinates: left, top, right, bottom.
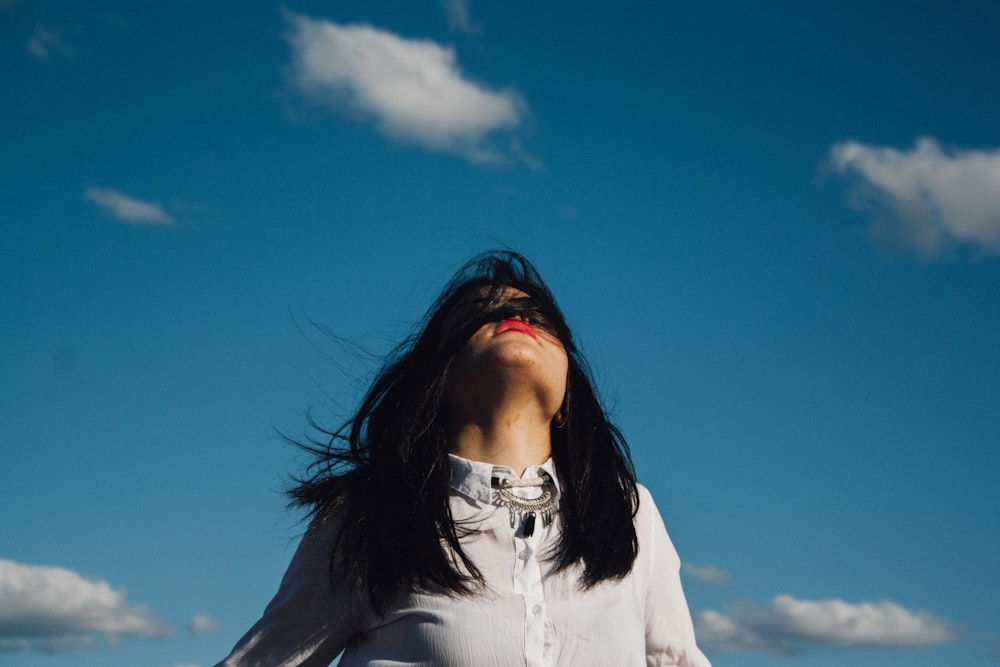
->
214, 518, 362, 667
638, 485, 712, 667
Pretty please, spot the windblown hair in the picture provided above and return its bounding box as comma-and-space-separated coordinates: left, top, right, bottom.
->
289, 251, 639, 613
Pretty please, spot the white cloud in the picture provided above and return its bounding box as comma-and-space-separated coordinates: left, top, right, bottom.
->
829, 137, 1000, 256
284, 12, 527, 163
695, 594, 960, 655
443, 0, 480, 34
682, 563, 732, 586
84, 187, 174, 226
187, 612, 219, 636
694, 609, 783, 655
0, 559, 173, 653
26, 25, 75, 60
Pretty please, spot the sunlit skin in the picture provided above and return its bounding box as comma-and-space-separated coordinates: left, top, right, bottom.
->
444, 288, 569, 476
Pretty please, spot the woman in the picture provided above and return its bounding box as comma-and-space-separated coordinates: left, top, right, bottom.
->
217, 251, 710, 666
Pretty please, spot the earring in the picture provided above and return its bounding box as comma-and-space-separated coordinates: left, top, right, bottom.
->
552, 411, 565, 429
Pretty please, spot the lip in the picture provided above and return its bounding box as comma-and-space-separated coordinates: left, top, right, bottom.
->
494, 319, 537, 339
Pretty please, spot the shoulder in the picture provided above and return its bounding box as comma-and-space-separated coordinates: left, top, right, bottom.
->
634, 483, 680, 567
634, 483, 660, 525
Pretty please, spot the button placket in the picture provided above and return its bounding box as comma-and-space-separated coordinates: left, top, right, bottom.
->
495, 464, 556, 667
515, 513, 550, 666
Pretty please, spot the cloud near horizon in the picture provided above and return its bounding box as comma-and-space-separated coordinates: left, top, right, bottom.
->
284, 12, 527, 163
187, 612, 219, 636
695, 594, 960, 655
682, 562, 732, 586
829, 137, 1000, 257
0, 559, 173, 653
84, 187, 174, 226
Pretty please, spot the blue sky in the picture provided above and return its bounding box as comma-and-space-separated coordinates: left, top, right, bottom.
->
2, 1, 1000, 665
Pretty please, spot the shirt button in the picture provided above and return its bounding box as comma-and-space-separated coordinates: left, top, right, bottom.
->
531, 604, 542, 616
519, 548, 531, 560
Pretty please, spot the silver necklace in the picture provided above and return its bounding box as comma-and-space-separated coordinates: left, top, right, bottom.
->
491, 471, 555, 537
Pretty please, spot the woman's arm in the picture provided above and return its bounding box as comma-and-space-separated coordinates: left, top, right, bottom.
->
215, 519, 361, 667
638, 485, 712, 667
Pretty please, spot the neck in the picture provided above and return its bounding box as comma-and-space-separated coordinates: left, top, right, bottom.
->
448, 409, 552, 476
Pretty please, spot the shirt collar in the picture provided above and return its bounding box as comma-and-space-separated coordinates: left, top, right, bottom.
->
448, 453, 560, 504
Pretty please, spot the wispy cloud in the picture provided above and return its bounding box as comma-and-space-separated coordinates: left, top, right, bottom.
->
682, 563, 732, 586
84, 187, 174, 226
284, 12, 528, 164
0, 559, 173, 653
829, 137, 1000, 256
187, 613, 219, 636
26, 25, 75, 60
695, 595, 961, 655
443, 0, 480, 34
989, 633, 1000, 660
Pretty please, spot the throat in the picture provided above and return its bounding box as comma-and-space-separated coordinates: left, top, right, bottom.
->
448, 423, 552, 476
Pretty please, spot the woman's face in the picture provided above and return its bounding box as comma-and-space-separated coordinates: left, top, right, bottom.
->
443, 287, 569, 423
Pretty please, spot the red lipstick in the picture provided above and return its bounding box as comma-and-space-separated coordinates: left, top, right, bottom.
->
494, 319, 537, 339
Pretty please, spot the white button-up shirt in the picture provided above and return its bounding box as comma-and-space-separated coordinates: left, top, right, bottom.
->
217, 455, 711, 667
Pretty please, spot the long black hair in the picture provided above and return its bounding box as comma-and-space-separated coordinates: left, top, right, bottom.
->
289, 251, 639, 613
